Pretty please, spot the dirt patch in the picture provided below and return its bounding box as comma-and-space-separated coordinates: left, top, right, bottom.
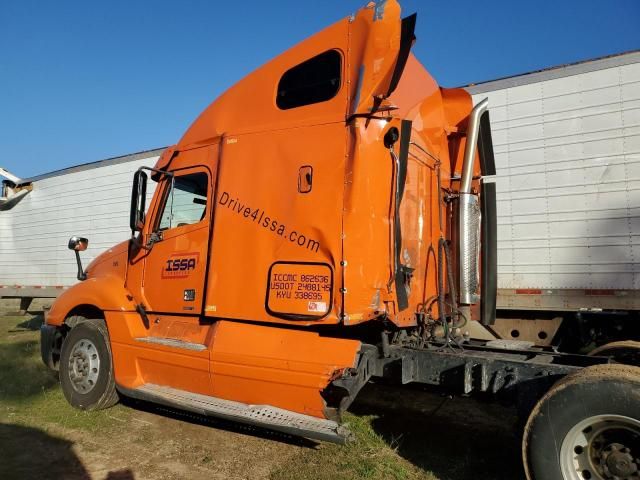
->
2, 403, 304, 480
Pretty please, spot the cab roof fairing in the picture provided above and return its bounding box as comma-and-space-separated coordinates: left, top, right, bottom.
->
176, 16, 351, 149
175, 0, 426, 150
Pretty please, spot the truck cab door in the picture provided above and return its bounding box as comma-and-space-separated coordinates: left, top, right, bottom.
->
118, 146, 216, 397
136, 147, 215, 315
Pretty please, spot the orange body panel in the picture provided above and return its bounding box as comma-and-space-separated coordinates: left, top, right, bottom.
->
46, 241, 134, 326
205, 123, 346, 325
107, 311, 359, 416
47, 0, 485, 420
108, 311, 212, 396
209, 321, 360, 417
342, 116, 402, 323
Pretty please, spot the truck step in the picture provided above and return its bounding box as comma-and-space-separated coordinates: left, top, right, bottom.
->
120, 383, 350, 444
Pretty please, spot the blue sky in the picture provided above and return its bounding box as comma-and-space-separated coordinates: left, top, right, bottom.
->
1, 0, 638, 178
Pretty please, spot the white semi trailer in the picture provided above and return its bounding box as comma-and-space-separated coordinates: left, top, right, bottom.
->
0, 148, 163, 311
1, 51, 639, 352
467, 50, 640, 350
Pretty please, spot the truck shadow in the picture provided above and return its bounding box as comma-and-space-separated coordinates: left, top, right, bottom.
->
0, 422, 89, 479
0, 422, 135, 480
351, 383, 526, 480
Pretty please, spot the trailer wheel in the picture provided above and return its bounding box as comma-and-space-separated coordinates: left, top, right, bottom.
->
523, 364, 640, 480
589, 341, 640, 367
59, 319, 119, 410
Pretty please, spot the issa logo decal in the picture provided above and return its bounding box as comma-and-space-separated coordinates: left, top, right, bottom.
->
162, 253, 199, 279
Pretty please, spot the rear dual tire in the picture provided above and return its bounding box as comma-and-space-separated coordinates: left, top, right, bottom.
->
589, 341, 640, 367
59, 319, 119, 410
523, 364, 640, 480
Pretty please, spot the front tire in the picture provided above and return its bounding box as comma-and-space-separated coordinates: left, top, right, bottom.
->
59, 319, 119, 410
523, 364, 640, 480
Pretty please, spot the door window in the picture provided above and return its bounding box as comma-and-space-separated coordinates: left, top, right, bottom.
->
158, 172, 208, 230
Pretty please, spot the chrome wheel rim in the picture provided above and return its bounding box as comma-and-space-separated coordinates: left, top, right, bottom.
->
561, 415, 640, 479
67, 339, 100, 394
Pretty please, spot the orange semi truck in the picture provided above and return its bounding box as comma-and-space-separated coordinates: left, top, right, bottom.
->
40, 2, 639, 479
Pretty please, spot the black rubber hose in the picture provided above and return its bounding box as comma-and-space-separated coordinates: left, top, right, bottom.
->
437, 237, 448, 338
443, 239, 465, 328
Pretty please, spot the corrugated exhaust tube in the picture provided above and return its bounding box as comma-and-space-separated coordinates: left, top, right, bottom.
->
458, 98, 489, 305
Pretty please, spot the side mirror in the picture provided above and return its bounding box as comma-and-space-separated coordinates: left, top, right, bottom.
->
68, 236, 88, 252
130, 170, 148, 233
68, 236, 89, 280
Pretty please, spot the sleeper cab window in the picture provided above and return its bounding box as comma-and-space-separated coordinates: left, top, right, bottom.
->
276, 49, 342, 110
158, 172, 208, 231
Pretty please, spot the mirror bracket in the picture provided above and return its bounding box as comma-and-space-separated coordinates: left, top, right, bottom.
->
68, 236, 89, 281
147, 231, 163, 248
74, 251, 87, 281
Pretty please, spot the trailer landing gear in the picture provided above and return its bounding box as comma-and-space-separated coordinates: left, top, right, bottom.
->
523, 364, 640, 480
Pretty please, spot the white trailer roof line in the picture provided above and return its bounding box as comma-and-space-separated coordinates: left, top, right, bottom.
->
465, 49, 640, 95
21, 147, 167, 184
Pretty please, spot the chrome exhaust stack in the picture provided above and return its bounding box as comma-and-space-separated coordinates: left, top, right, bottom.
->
458, 98, 489, 305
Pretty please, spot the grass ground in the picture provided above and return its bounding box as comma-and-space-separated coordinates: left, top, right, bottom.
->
0, 313, 524, 480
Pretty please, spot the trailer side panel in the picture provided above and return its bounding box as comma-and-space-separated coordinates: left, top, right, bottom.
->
468, 52, 640, 311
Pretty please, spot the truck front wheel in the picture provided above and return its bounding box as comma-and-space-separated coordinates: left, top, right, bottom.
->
523, 364, 640, 480
59, 319, 119, 410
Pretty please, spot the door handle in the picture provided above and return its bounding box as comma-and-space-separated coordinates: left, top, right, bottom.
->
298, 166, 313, 194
